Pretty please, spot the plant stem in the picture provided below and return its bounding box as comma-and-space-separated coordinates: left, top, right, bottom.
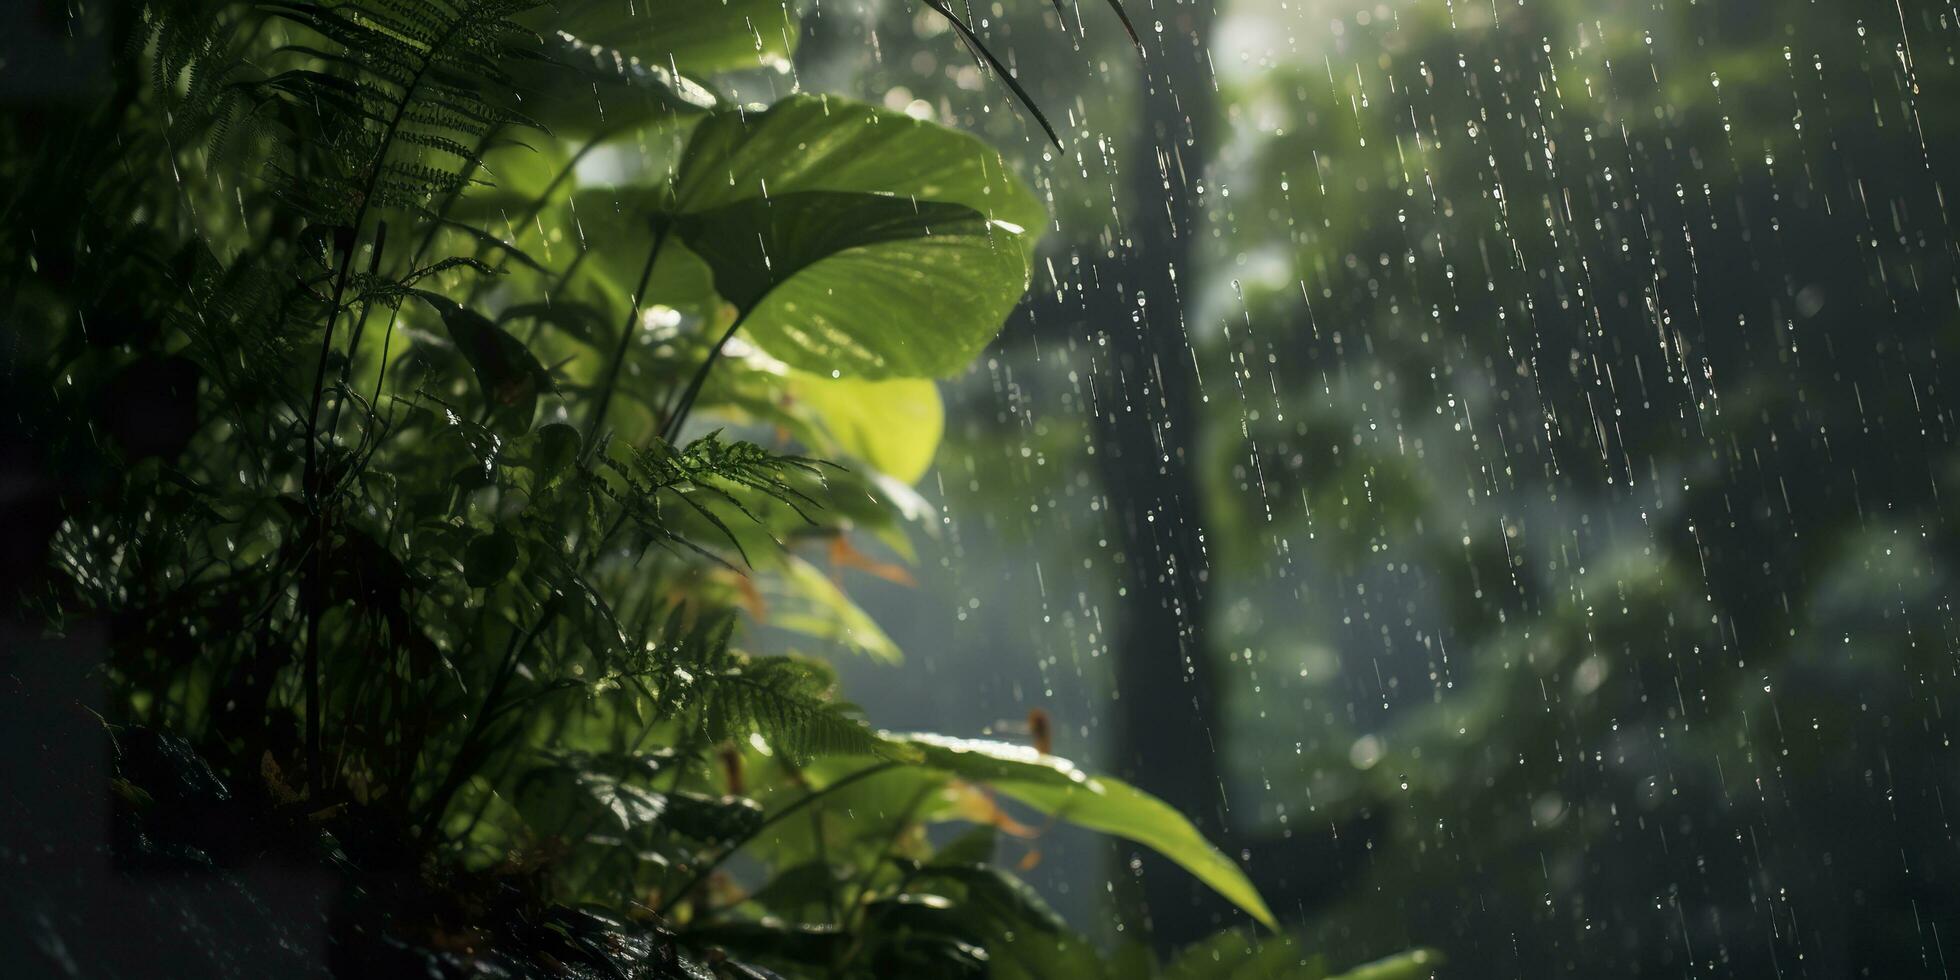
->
297, 20, 455, 795
303, 235, 360, 504
302, 569, 324, 796
418, 604, 559, 843
323, 220, 388, 446
661, 311, 749, 444
657, 761, 900, 917
586, 227, 667, 455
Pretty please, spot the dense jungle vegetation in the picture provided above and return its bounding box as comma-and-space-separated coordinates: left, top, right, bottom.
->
10, 0, 1960, 977
0, 0, 1445, 977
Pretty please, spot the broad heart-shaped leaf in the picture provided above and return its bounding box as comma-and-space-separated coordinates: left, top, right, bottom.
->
545, 96, 1044, 382
894, 734, 1279, 930
524, 0, 801, 76
672, 94, 1047, 234
670, 191, 1028, 378
659, 94, 1046, 379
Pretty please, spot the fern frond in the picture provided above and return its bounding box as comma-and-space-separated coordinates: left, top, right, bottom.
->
599, 434, 830, 563
143, 0, 544, 227
705, 658, 893, 762
646, 614, 892, 763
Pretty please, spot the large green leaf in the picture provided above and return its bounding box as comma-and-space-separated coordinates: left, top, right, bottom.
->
670, 191, 1026, 378
999, 776, 1277, 929
902, 733, 1092, 787
895, 735, 1278, 930
526, 0, 801, 75
559, 187, 725, 322
545, 96, 1045, 382
414, 293, 554, 432
787, 374, 944, 485
663, 95, 1046, 379
672, 94, 1046, 232
511, 29, 718, 138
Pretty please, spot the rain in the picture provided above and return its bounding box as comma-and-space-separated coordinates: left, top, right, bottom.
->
801, 0, 1960, 974
4, 0, 1959, 977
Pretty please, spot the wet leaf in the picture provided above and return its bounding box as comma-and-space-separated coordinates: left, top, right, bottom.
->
414, 292, 554, 432
786, 374, 943, 485
896, 734, 1276, 930
664, 95, 1045, 379
527, 0, 802, 76
463, 528, 519, 588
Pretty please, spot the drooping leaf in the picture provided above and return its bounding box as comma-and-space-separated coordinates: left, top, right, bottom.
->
895, 734, 1277, 930
544, 95, 1044, 386
511, 28, 718, 138
414, 292, 554, 431
999, 776, 1277, 931
672, 92, 1046, 247
525, 0, 802, 76
670, 190, 1026, 379
900, 733, 1091, 788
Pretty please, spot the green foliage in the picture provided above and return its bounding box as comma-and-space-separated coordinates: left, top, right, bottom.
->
0, 0, 1427, 977
990, 927, 1440, 980
901, 734, 1277, 928
785, 375, 944, 485
664, 93, 1047, 379
528, 0, 801, 76
652, 611, 903, 763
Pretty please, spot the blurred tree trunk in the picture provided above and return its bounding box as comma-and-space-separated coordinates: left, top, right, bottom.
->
1093, 0, 1226, 945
